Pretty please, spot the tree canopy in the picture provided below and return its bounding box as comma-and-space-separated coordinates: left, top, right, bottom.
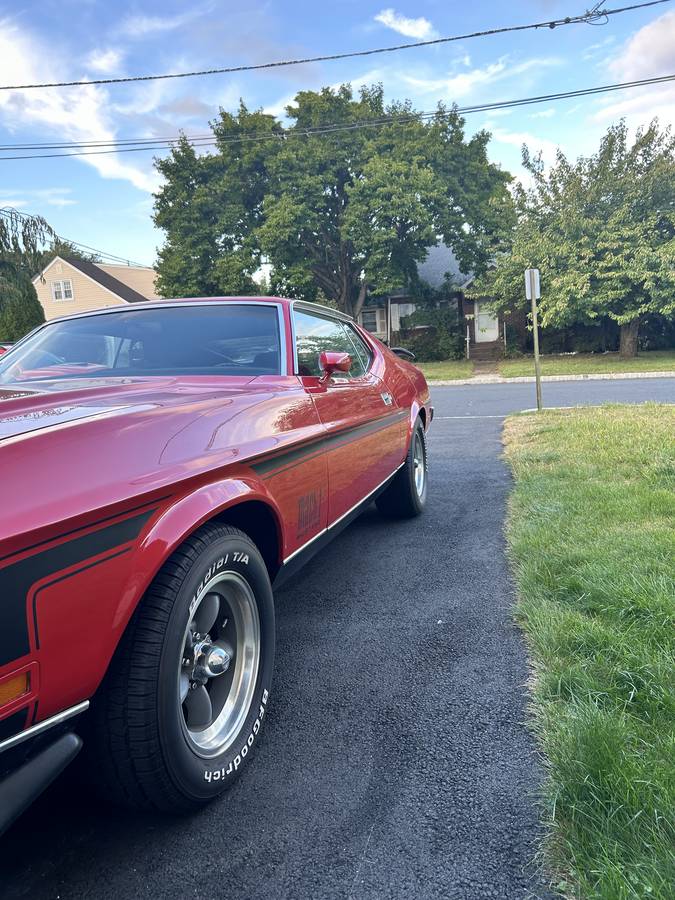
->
154, 84, 513, 317
0, 208, 53, 340
473, 120, 675, 357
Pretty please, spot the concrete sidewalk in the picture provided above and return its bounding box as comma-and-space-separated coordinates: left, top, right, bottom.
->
429, 370, 675, 387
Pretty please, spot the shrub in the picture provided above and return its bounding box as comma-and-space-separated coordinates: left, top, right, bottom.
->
399, 303, 464, 361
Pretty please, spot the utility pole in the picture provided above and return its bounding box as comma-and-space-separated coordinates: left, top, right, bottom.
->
525, 268, 543, 411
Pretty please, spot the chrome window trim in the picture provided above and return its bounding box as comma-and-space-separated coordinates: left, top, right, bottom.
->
0, 701, 90, 753
290, 300, 373, 379
292, 300, 354, 323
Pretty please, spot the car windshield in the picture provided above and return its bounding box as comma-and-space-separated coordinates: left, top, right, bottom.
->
0, 304, 282, 384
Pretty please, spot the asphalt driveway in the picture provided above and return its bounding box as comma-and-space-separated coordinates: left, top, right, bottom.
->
1, 378, 672, 900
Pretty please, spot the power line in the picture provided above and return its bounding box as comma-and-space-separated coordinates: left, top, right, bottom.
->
0, 1, 670, 92
0, 134, 214, 150
1, 72, 673, 160
0, 207, 148, 266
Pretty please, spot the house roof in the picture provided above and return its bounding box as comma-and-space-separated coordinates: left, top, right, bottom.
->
62, 257, 153, 304
95, 263, 161, 300
417, 243, 472, 290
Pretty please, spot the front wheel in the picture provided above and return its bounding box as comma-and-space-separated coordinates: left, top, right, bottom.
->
91, 523, 275, 812
376, 417, 428, 518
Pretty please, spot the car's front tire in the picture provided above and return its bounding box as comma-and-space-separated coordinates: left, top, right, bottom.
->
376, 417, 428, 518
92, 523, 275, 812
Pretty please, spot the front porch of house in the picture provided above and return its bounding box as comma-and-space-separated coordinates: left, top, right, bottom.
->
461, 297, 505, 360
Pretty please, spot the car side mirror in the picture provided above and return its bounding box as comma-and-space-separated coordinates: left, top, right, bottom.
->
319, 350, 352, 379
390, 347, 416, 361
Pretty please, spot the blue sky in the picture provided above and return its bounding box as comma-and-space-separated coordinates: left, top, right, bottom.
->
0, 1, 673, 265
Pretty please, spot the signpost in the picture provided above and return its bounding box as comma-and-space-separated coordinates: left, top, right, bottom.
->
525, 268, 543, 411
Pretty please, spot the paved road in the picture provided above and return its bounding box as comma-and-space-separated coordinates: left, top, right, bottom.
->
1, 379, 671, 900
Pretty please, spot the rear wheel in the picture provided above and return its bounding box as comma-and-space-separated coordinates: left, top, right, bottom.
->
376, 417, 428, 518
91, 523, 275, 812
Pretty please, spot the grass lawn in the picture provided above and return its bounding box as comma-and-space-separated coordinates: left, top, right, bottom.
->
415, 359, 473, 380
503, 405, 675, 899
499, 349, 675, 378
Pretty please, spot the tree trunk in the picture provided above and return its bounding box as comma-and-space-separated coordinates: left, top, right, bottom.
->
619, 319, 639, 358
352, 281, 368, 320
339, 289, 353, 318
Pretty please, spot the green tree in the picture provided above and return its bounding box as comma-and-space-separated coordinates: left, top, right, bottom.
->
475, 121, 675, 357
0, 207, 52, 340
154, 85, 512, 316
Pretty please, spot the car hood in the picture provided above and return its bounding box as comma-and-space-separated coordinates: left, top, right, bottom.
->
0, 376, 257, 442
0, 375, 310, 548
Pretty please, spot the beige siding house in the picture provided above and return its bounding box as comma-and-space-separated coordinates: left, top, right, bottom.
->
33, 256, 161, 321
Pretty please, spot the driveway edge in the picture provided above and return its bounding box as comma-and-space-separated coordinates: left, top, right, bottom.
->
428, 370, 675, 387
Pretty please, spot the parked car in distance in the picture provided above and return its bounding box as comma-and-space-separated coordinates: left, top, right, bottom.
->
0, 343, 12, 355
0, 296, 432, 832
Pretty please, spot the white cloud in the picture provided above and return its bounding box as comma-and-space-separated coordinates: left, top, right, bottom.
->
263, 91, 299, 119
609, 10, 675, 81
374, 9, 437, 40
593, 11, 675, 130
0, 188, 77, 208
403, 57, 560, 100
490, 128, 559, 169
85, 48, 124, 74
36, 188, 77, 207
0, 198, 28, 208
529, 108, 555, 119
117, 10, 203, 39
111, 79, 168, 117
582, 35, 615, 61
591, 83, 675, 129
0, 19, 160, 194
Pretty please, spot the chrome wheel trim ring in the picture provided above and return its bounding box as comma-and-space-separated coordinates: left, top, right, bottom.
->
178, 571, 261, 758
413, 431, 426, 499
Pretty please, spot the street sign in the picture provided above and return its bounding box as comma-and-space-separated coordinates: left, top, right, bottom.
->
525, 268, 543, 411
524, 268, 540, 300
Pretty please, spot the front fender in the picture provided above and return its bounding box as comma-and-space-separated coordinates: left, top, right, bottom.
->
113, 477, 285, 637
29, 477, 285, 719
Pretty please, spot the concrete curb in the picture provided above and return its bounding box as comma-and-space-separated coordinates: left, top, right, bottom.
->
428, 370, 675, 387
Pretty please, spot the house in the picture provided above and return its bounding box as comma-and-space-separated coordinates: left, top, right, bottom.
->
33, 256, 161, 321
357, 243, 505, 358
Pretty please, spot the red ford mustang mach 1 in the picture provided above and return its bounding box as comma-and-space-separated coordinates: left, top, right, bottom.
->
0, 297, 432, 832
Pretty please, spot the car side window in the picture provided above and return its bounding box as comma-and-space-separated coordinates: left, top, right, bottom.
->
294, 310, 366, 378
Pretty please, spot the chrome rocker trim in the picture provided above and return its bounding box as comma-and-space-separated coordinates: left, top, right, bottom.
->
0, 701, 89, 753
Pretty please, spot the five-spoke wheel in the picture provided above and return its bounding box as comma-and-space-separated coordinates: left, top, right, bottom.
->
179, 572, 261, 756
92, 524, 275, 812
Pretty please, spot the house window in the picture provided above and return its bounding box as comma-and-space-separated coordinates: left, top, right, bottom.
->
360, 308, 386, 335
51, 279, 74, 301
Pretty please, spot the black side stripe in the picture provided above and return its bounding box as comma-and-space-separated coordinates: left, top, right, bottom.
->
0, 494, 171, 566
0, 508, 155, 668
251, 410, 407, 478
261, 414, 406, 481
32, 547, 132, 650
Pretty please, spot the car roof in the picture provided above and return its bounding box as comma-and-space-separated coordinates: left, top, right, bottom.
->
42, 296, 355, 325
